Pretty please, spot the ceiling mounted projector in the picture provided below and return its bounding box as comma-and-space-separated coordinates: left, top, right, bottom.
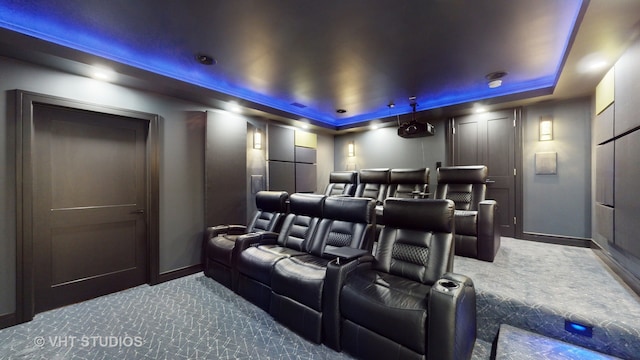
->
397, 97, 435, 138
398, 121, 435, 138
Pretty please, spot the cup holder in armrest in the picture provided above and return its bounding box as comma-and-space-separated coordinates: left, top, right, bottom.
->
436, 280, 460, 292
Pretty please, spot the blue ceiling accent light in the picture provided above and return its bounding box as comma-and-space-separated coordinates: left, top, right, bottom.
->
565, 319, 594, 338
0, 1, 585, 127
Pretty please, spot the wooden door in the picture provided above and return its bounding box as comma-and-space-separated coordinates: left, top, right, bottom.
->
32, 104, 148, 313
452, 109, 517, 237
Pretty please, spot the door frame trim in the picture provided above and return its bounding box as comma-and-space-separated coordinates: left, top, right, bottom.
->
15, 90, 160, 324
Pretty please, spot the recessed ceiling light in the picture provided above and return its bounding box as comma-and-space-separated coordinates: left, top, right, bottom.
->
485, 71, 507, 88
474, 104, 487, 113
90, 66, 116, 81
488, 79, 503, 88
336, 109, 347, 114
227, 101, 241, 113
577, 53, 609, 73
195, 53, 216, 66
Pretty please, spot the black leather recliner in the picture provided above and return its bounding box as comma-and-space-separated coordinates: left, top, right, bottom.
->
325, 198, 477, 360
324, 171, 358, 196
434, 165, 500, 262
235, 193, 325, 311
269, 196, 375, 343
203, 191, 289, 289
354, 168, 390, 205
387, 168, 430, 198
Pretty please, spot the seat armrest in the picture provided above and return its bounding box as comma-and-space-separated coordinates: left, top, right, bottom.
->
477, 199, 500, 262
427, 273, 476, 360
324, 247, 368, 265
229, 232, 270, 291
323, 255, 374, 351
206, 225, 229, 238
226, 224, 249, 235
256, 231, 279, 245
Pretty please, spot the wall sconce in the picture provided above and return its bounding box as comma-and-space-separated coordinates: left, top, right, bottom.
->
253, 129, 263, 149
347, 141, 355, 157
539, 115, 553, 141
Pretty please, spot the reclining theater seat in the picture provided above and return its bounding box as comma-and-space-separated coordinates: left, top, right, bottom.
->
326, 198, 477, 360
324, 171, 358, 196
354, 168, 390, 205
387, 168, 430, 198
203, 191, 289, 289
235, 193, 325, 311
270, 196, 376, 344
434, 165, 500, 262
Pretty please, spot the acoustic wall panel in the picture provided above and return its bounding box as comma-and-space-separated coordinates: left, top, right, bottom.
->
594, 104, 614, 145
614, 129, 640, 258
295, 146, 316, 164
205, 111, 247, 226
595, 68, 614, 116
268, 161, 296, 195
595, 142, 614, 207
268, 124, 294, 162
614, 40, 640, 136
295, 163, 317, 193
595, 203, 614, 243
295, 130, 317, 148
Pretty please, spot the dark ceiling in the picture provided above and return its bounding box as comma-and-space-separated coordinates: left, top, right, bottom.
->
0, 0, 639, 130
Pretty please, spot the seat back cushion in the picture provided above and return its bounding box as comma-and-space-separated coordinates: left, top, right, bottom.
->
388, 168, 429, 198
435, 166, 487, 211
276, 193, 325, 251
374, 199, 454, 285
355, 168, 390, 203
307, 196, 375, 256
325, 171, 358, 196
247, 191, 289, 232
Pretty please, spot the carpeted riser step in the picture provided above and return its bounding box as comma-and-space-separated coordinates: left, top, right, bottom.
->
476, 291, 640, 360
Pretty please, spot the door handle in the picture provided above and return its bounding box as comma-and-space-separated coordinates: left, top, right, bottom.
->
486, 179, 496, 184
132, 209, 145, 214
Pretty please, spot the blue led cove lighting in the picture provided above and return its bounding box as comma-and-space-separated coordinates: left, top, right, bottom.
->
0, 1, 585, 127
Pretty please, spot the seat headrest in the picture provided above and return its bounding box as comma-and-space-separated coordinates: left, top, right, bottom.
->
383, 198, 454, 233
323, 196, 375, 223
389, 168, 429, 184
359, 168, 390, 184
329, 171, 358, 184
437, 165, 487, 184
288, 193, 325, 217
255, 191, 289, 213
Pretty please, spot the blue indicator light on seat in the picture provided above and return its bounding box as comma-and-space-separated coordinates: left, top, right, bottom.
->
565, 319, 593, 337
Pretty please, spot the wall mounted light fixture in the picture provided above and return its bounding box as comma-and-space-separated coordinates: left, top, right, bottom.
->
539, 115, 553, 141
253, 129, 263, 149
348, 141, 355, 157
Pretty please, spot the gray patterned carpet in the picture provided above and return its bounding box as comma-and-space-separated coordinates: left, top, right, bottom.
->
1, 237, 638, 359
455, 237, 640, 360
0, 275, 350, 360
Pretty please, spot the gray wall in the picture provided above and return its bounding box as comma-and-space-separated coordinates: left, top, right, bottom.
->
334, 101, 593, 240
334, 120, 447, 192
0, 56, 207, 316
522, 98, 592, 238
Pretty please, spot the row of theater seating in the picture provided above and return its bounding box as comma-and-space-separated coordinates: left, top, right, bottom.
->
326, 165, 501, 262
204, 193, 477, 360
324, 168, 430, 200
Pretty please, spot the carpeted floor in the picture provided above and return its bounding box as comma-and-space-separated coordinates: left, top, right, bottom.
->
455, 237, 640, 360
0, 275, 350, 359
1, 237, 638, 359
